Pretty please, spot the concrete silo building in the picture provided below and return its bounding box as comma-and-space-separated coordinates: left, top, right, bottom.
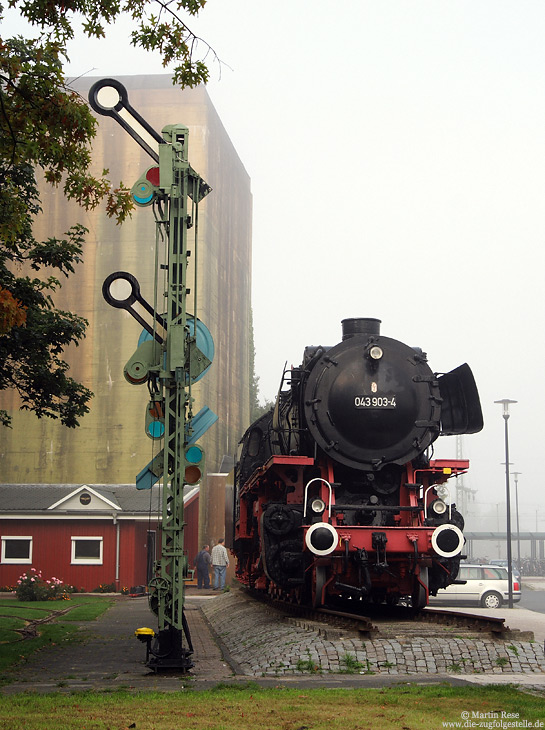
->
0, 75, 253, 487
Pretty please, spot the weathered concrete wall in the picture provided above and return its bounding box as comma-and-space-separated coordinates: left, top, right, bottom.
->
199, 472, 236, 584
0, 75, 252, 485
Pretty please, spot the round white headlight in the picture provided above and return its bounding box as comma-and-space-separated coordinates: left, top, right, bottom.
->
310, 498, 326, 514
431, 499, 448, 515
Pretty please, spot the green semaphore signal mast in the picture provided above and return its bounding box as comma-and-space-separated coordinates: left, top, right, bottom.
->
90, 79, 216, 670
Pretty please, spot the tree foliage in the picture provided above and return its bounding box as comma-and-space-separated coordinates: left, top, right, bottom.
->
0, 0, 215, 426
7, 0, 216, 86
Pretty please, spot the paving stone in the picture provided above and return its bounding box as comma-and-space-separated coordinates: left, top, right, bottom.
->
201, 590, 545, 678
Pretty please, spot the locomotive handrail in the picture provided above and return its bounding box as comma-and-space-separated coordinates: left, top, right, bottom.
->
303, 478, 332, 519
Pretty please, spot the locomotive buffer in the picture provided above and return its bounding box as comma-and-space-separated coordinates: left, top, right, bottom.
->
89, 79, 216, 670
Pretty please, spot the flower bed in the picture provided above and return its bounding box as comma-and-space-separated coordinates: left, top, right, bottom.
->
15, 569, 70, 601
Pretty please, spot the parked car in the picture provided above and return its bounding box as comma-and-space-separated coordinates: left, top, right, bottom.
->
429, 564, 521, 609
489, 559, 522, 582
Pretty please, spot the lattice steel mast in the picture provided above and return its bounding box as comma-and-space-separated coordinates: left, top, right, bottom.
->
89, 80, 215, 670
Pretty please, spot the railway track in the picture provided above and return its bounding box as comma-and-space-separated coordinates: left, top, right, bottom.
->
250, 591, 534, 642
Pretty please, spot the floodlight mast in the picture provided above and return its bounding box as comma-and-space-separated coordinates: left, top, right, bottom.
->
90, 79, 214, 671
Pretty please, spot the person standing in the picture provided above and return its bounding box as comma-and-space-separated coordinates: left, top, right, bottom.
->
194, 544, 211, 589
211, 538, 229, 590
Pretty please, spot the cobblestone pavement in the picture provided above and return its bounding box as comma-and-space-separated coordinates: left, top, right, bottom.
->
202, 589, 545, 681
2, 588, 545, 694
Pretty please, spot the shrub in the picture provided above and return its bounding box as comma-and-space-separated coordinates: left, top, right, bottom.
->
92, 583, 115, 593
15, 568, 70, 601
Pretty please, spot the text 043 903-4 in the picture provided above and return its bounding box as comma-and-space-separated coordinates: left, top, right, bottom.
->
354, 395, 397, 409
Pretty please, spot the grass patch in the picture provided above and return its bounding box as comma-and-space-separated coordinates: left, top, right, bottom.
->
58, 597, 114, 622
0, 684, 542, 729
211, 681, 261, 692
340, 653, 376, 674
0, 606, 52, 619
0, 596, 114, 677
0, 596, 113, 622
0, 621, 81, 676
296, 657, 321, 673
0, 615, 26, 643
340, 652, 364, 673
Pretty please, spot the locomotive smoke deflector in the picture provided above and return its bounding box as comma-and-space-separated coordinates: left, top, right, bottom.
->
437, 363, 484, 435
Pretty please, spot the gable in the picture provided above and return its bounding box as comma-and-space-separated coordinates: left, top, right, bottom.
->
48, 485, 120, 511
0, 483, 194, 516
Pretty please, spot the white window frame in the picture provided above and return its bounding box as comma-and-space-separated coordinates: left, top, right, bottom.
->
71, 536, 103, 565
1, 536, 33, 564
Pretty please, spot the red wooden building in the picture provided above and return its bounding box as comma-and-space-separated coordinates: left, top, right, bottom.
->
0, 484, 199, 592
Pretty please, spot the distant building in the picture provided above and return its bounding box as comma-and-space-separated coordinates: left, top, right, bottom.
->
0, 75, 253, 485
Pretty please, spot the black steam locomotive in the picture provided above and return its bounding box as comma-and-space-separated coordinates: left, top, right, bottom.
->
233, 318, 483, 608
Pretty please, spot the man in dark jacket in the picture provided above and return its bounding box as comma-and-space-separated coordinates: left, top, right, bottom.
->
194, 544, 212, 589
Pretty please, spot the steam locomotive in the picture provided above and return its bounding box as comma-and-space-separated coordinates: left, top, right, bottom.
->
233, 318, 483, 609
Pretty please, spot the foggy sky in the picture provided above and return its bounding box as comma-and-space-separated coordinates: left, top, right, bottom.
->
4, 1, 544, 543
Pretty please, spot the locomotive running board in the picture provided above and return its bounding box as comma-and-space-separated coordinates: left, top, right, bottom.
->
241, 455, 315, 492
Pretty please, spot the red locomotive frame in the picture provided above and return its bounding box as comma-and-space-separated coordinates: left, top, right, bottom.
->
235, 455, 469, 608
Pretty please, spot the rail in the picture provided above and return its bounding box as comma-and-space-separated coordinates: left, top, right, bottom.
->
247, 588, 533, 640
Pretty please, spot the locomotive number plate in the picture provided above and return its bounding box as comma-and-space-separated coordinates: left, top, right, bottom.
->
354, 395, 397, 409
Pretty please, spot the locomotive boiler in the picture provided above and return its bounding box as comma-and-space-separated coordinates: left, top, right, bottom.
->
233, 318, 483, 609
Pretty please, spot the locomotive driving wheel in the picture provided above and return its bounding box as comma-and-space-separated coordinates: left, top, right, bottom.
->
411, 567, 429, 610
312, 565, 327, 608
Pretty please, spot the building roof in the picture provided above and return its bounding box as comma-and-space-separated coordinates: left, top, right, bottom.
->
0, 483, 167, 515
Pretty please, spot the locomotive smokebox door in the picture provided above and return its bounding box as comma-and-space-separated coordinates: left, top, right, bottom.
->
303, 334, 442, 470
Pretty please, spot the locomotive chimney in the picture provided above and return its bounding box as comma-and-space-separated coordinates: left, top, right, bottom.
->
341, 318, 381, 340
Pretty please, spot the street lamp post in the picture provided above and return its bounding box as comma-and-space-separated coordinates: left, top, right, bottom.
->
495, 399, 517, 609
511, 471, 522, 572
496, 503, 502, 559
